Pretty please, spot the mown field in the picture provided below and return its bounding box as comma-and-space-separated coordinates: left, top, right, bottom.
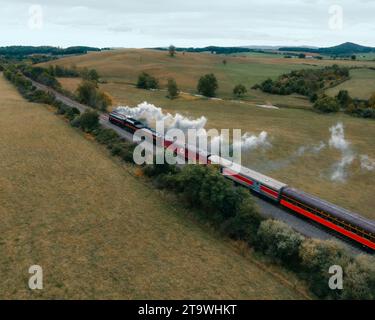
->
0, 74, 309, 299
49, 49, 375, 220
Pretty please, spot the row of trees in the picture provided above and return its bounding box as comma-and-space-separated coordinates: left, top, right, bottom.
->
46, 64, 100, 82
136, 72, 249, 99
19, 64, 112, 111
136, 72, 220, 98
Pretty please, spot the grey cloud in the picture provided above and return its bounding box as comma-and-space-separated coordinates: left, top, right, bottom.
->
1, 0, 374, 47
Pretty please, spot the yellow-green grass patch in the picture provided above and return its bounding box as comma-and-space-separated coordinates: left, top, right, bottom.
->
326, 68, 375, 100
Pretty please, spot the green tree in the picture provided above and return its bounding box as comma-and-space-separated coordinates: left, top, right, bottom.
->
351, 55, 357, 60
197, 73, 218, 97
313, 95, 340, 113
136, 72, 159, 89
256, 219, 304, 266
72, 110, 99, 132
299, 239, 351, 299
167, 78, 179, 99
76, 80, 112, 111
220, 192, 263, 244
168, 45, 176, 57
342, 254, 375, 300
76, 80, 98, 107
87, 69, 100, 82
368, 93, 375, 109
95, 91, 113, 111
336, 90, 352, 109
233, 84, 247, 98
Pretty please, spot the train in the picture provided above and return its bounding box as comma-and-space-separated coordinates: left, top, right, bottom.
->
109, 110, 375, 251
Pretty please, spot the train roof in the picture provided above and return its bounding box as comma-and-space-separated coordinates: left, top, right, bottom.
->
209, 155, 287, 191
141, 127, 163, 138
283, 187, 375, 234
109, 110, 128, 120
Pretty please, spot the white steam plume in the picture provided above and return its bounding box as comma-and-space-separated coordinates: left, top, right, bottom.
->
329, 123, 355, 182
360, 155, 375, 171
296, 141, 326, 156
116, 102, 207, 132
233, 131, 271, 151
116, 102, 271, 152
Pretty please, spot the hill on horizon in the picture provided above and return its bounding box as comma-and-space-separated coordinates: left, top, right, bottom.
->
279, 42, 375, 55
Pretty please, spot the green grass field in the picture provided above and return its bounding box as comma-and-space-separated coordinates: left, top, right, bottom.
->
48, 49, 375, 220
0, 74, 310, 299
41, 48, 372, 108
326, 68, 375, 99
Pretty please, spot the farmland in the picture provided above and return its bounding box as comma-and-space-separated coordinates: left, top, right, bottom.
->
43, 49, 375, 220
0, 74, 309, 299
326, 68, 375, 99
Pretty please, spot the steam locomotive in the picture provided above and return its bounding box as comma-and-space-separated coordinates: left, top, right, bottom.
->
109, 110, 375, 251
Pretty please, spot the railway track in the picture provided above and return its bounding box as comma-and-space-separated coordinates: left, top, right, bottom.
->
29, 78, 364, 254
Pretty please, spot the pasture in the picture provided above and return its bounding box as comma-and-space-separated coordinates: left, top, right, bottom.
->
326, 68, 375, 99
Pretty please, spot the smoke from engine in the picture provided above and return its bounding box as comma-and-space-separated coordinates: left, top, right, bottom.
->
115, 102, 271, 151
360, 155, 375, 171
328, 123, 355, 182
116, 102, 207, 132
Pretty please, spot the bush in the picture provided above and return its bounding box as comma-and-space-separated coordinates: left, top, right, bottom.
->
342, 254, 375, 300
313, 95, 340, 113
233, 84, 247, 98
167, 78, 179, 99
197, 73, 218, 97
136, 72, 159, 90
65, 107, 80, 121
72, 110, 99, 132
256, 219, 304, 267
22, 66, 61, 89
95, 91, 113, 111
299, 239, 351, 299
27, 90, 55, 104
221, 193, 263, 244
173, 166, 250, 223
108, 141, 136, 163
94, 128, 120, 145
143, 159, 180, 178
76, 80, 112, 111
336, 90, 352, 109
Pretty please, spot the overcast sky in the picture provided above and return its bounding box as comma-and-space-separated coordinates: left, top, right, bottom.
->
0, 0, 374, 48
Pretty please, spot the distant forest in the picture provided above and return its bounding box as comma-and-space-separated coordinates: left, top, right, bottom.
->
0, 46, 102, 58
153, 46, 275, 55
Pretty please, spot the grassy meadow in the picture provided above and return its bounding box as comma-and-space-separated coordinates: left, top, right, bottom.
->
0, 74, 310, 299
326, 68, 375, 99
48, 49, 375, 220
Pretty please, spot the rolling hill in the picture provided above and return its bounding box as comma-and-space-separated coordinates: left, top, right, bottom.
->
279, 42, 375, 56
